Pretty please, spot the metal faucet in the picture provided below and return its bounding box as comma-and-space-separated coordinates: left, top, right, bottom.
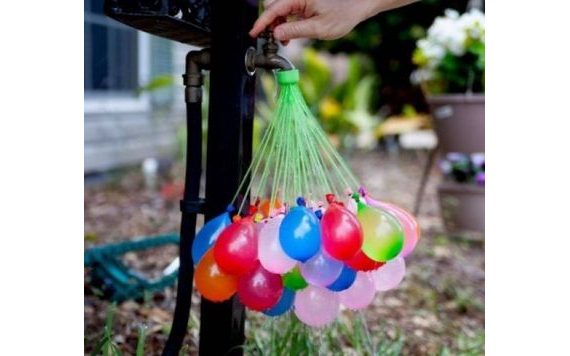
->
245, 30, 294, 75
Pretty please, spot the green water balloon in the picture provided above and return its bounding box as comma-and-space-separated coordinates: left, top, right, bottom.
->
282, 266, 308, 291
357, 201, 404, 262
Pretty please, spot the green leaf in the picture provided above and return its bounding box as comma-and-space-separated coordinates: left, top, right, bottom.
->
137, 74, 175, 93
135, 326, 146, 356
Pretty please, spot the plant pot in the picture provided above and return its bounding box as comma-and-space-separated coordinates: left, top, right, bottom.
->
438, 181, 484, 233
427, 94, 485, 154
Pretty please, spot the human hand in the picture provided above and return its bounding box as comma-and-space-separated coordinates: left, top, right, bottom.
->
249, 0, 416, 42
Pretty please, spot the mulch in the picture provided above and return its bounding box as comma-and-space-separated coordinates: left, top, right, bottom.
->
84, 150, 484, 355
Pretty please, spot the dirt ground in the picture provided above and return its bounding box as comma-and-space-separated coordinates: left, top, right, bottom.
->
84, 150, 484, 355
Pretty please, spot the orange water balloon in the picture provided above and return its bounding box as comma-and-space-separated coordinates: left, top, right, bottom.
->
259, 199, 283, 217
194, 249, 238, 302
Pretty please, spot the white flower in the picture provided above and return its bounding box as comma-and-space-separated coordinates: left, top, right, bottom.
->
447, 32, 467, 56
427, 15, 467, 56
411, 8, 485, 86
458, 9, 485, 42
444, 9, 460, 19
418, 39, 445, 66
423, 8, 485, 58
410, 68, 434, 85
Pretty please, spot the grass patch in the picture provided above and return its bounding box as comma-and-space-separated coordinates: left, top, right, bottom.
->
244, 311, 405, 356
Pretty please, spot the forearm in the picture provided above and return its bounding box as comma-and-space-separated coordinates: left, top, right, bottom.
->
361, 0, 419, 21
250, 0, 419, 41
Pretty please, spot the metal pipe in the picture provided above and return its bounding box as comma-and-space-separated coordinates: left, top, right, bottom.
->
162, 47, 210, 356
185, 48, 211, 103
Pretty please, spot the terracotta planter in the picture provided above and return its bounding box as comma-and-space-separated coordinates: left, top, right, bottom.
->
438, 182, 484, 233
427, 94, 484, 154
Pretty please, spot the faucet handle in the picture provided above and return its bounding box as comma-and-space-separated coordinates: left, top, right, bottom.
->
259, 29, 274, 41
260, 30, 279, 55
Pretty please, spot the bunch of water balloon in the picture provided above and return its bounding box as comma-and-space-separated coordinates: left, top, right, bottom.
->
190, 69, 420, 327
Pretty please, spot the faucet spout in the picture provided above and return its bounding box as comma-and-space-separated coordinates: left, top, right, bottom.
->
244, 30, 294, 75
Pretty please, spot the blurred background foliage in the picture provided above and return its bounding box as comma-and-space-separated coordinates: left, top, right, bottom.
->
256, 49, 379, 149
252, 0, 473, 149
146, 1, 475, 152
313, 0, 470, 116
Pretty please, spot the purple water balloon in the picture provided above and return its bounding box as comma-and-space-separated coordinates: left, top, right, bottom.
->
300, 249, 343, 287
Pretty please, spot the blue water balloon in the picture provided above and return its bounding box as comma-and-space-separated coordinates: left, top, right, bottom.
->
327, 265, 357, 292
191, 211, 231, 265
279, 202, 321, 262
264, 288, 295, 316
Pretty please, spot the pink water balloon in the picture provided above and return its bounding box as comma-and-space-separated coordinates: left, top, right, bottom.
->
255, 219, 266, 234
362, 191, 420, 258
258, 215, 297, 274
300, 249, 343, 287
347, 200, 358, 214
370, 256, 406, 291
338, 272, 376, 310
294, 285, 340, 327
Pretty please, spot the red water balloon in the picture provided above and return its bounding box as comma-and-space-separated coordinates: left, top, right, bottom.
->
346, 249, 384, 271
321, 202, 363, 261
213, 217, 258, 276
237, 263, 284, 311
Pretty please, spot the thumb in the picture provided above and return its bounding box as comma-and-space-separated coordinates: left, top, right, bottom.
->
274, 18, 320, 41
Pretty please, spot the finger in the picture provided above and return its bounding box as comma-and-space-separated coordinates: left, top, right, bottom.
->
250, 0, 294, 37
269, 16, 287, 30
273, 17, 320, 41
249, 0, 302, 37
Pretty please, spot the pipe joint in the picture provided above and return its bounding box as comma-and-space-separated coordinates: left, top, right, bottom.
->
185, 48, 211, 103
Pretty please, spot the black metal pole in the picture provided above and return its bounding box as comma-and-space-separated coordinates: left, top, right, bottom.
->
162, 52, 205, 356
413, 145, 439, 216
199, 0, 257, 355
